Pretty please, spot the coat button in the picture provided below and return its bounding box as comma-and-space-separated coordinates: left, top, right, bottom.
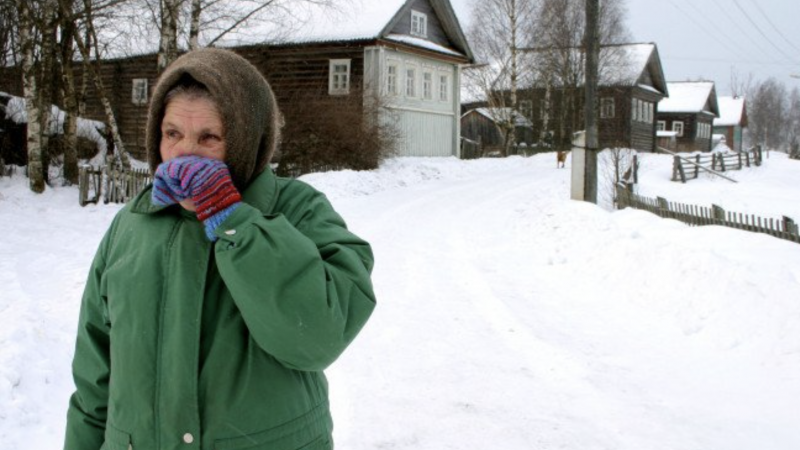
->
183, 433, 194, 444
224, 229, 236, 236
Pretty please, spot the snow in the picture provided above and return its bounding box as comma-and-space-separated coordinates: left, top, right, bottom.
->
1, 91, 107, 156
385, 34, 465, 57
469, 107, 533, 127
716, 96, 746, 127
2, 153, 800, 450
659, 81, 716, 114
513, 43, 661, 90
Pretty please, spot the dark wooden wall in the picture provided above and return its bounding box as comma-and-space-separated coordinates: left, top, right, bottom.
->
658, 113, 713, 152
0, 42, 369, 161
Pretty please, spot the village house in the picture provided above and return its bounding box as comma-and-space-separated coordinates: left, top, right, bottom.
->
0, 0, 474, 165
465, 42, 668, 153
460, 107, 534, 154
656, 81, 719, 153
713, 96, 748, 152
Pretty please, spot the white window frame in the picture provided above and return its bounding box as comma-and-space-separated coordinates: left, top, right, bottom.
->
411, 10, 428, 38
632, 99, 639, 122
673, 121, 684, 137
423, 71, 433, 100
639, 100, 646, 123
648, 103, 654, 123
600, 97, 615, 119
405, 65, 417, 98
387, 63, 399, 96
132, 78, 148, 105
329, 59, 351, 95
438, 73, 449, 102
657, 120, 666, 131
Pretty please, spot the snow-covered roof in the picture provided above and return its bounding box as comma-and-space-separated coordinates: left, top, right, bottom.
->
506, 43, 666, 93
270, 1, 406, 44
227, 0, 472, 60
469, 107, 533, 127
659, 81, 718, 116
715, 96, 747, 127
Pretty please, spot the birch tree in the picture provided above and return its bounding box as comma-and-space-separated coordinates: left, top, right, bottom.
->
17, 0, 46, 192
466, 0, 535, 156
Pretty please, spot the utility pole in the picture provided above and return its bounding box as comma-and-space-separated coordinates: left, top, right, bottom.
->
572, 0, 600, 203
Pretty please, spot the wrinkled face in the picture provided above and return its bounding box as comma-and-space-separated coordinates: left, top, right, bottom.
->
159, 95, 226, 163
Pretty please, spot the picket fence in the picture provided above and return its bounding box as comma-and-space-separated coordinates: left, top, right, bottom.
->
616, 184, 800, 245
79, 164, 152, 206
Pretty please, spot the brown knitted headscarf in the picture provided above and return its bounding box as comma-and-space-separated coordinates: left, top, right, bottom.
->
146, 48, 281, 190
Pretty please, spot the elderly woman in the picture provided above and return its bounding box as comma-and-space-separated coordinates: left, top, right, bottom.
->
64, 48, 376, 450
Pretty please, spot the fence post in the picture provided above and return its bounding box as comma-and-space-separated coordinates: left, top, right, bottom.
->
738, 153, 742, 169
657, 197, 669, 218
79, 165, 88, 206
718, 154, 726, 172
784, 216, 799, 235
712, 204, 726, 224
756, 145, 762, 166
695, 154, 701, 179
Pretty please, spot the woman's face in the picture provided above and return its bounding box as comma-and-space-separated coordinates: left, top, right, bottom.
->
159, 95, 226, 163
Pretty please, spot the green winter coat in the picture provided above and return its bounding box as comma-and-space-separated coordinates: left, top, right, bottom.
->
64, 168, 376, 450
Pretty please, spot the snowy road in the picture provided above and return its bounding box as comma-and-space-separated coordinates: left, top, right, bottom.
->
2, 154, 799, 450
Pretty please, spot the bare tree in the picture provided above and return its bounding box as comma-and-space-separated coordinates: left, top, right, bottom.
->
524, 0, 631, 149
748, 77, 788, 151
466, 0, 535, 156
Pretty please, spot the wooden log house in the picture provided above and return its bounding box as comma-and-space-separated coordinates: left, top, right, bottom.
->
0, 0, 475, 162
474, 43, 669, 152
713, 96, 748, 153
657, 81, 720, 153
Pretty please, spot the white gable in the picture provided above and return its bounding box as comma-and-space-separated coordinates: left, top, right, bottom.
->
716, 96, 746, 127
659, 82, 715, 114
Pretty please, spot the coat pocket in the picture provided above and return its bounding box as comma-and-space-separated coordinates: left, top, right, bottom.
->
100, 424, 132, 450
214, 402, 332, 450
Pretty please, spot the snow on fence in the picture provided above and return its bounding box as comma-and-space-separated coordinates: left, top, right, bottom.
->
672, 146, 763, 183
79, 164, 151, 206
616, 184, 800, 245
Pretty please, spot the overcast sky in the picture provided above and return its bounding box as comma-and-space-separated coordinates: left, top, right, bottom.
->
449, 0, 800, 96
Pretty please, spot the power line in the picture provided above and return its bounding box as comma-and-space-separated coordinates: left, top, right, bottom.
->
709, 0, 772, 58
663, 55, 796, 66
665, 0, 744, 60
745, 0, 800, 54
677, 0, 766, 65
731, 0, 800, 64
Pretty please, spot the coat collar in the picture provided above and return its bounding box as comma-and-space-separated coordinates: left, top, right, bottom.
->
130, 168, 279, 216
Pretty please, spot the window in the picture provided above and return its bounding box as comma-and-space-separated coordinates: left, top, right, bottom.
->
631, 99, 638, 122
639, 100, 646, 123
411, 10, 428, 37
387, 64, 398, 96
673, 121, 684, 137
406, 67, 417, 97
648, 103, 654, 123
438, 74, 449, 101
132, 78, 148, 105
657, 120, 666, 131
329, 59, 351, 95
423, 72, 433, 100
698, 123, 710, 139
519, 100, 533, 119
600, 97, 615, 119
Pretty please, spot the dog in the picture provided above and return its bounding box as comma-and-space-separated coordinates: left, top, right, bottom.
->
556, 150, 567, 168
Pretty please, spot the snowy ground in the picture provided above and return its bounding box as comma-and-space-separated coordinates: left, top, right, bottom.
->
1, 152, 799, 450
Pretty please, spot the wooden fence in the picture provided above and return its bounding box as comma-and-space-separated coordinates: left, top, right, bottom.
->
79, 164, 152, 206
616, 184, 800, 245
672, 146, 763, 183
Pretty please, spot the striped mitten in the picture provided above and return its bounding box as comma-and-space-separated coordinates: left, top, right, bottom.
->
152, 156, 242, 241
